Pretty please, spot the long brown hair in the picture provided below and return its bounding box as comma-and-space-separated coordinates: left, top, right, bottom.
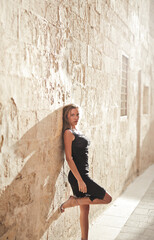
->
62, 104, 79, 136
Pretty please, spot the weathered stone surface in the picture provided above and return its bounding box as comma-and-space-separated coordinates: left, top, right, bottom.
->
0, 0, 154, 239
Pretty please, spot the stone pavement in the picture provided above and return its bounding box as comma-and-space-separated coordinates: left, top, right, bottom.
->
115, 180, 154, 240
89, 164, 154, 240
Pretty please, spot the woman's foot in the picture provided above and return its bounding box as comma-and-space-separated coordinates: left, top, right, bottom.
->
59, 203, 65, 213
59, 196, 78, 213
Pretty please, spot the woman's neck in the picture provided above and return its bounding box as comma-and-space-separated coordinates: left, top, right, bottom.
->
71, 126, 78, 132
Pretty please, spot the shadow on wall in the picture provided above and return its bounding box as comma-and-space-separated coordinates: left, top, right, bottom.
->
0, 107, 65, 240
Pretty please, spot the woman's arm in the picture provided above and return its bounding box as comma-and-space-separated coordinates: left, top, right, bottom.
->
64, 130, 87, 193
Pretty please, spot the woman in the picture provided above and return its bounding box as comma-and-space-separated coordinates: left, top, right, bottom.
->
60, 104, 112, 240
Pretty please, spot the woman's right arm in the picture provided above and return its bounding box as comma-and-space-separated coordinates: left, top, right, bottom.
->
64, 130, 87, 193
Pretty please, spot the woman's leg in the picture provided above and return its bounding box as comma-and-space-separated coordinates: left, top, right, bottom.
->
61, 192, 112, 210
80, 205, 89, 240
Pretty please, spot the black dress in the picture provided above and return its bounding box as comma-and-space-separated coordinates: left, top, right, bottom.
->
68, 129, 106, 201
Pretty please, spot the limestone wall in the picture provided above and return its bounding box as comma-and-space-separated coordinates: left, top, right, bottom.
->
0, 0, 154, 239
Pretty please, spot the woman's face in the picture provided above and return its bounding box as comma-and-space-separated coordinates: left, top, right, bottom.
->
67, 108, 79, 128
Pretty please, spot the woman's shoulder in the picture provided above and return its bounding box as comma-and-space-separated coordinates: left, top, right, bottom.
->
64, 128, 74, 137
64, 128, 81, 135
64, 128, 71, 133
63, 129, 75, 141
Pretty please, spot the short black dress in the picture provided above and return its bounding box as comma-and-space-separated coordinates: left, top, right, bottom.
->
68, 129, 106, 201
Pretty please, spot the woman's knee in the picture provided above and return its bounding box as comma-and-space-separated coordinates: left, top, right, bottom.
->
108, 195, 112, 204
80, 204, 90, 214
104, 193, 112, 204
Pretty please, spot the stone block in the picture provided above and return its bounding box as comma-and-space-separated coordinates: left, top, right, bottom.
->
20, 10, 35, 44
88, 45, 93, 67
103, 55, 111, 73
79, 0, 88, 19
89, 4, 100, 30
80, 42, 88, 64
18, 110, 37, 139
110, 0, 116, 10
71, 0, 79, 15
45, 1, 59, 24
72, 63, 85, 85
70, 39, 80, 63
92, 49, 102, 70
110, 26, 118, 45
59, 5, 69, 27
80, 20, 89, 43
89, 25, 104, 50
0, 0, 18, 39
96, 0, 102, 14
22, 0, 46, 18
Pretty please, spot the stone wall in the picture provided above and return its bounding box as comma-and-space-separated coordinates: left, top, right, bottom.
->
0, 0, 154, 239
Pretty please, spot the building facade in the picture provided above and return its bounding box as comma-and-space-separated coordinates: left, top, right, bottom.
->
0, 0, 154, 239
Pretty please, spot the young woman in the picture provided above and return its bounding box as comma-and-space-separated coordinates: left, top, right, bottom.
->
60, 104, 112, 240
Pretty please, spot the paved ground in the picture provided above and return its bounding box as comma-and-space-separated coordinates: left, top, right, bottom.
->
89, 164, 154, 240
115, 180, 154, 240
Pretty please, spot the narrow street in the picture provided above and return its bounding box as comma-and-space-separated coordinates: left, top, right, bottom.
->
89, 165, 154, 240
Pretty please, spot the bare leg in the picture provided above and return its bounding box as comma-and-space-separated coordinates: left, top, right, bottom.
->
61, 193, 112, 240
77, 192, 112, 206
61, 192, 112, 210
80, 205, 89, 240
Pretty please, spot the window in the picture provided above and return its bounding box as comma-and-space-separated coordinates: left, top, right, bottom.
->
121, 55, 128, 116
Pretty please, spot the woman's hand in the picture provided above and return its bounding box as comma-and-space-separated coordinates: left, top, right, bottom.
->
77, 179, 87, 193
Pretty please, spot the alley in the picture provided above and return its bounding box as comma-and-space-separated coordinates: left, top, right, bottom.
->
89, 164, 154, 240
